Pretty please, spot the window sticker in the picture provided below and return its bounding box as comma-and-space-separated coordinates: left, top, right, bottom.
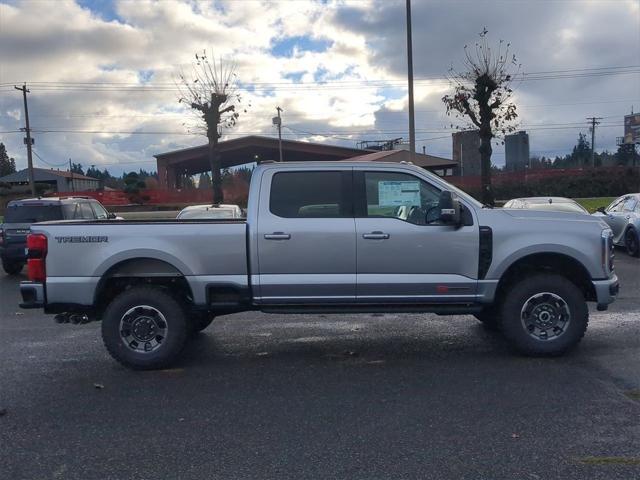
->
378, 181, 420, 206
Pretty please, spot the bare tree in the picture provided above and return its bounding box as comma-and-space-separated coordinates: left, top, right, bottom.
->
176, 51, 246, 204
442, 30, 519, 205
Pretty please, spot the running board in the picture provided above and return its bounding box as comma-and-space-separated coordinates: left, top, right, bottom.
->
260, 303, 483, 315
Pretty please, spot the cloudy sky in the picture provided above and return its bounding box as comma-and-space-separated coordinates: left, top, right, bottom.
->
0, 0, 639, 175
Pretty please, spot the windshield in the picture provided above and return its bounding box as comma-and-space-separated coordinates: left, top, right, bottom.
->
4, 204, 63, 223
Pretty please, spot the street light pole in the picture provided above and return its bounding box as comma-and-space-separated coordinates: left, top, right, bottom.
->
406, 0, 416, 162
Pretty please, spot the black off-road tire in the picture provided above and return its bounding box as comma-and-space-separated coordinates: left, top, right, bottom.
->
625, 228, 640, 257
473, 306, 501, 331
101, 286, 189, 370
500, 274, 588, 356
2, 260, 23, 275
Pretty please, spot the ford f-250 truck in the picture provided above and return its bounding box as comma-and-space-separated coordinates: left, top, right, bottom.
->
20, 161, 619, 369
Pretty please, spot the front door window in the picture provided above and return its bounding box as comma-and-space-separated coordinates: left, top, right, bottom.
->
364, 171, 441, 225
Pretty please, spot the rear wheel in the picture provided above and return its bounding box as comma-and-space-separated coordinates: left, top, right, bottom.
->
101, 286, 189, 370
500, 274, 588, 356
625, 228, 639, 257
2, 260, 23, 275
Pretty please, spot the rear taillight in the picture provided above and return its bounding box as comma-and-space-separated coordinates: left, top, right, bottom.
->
27, 233, 48, 282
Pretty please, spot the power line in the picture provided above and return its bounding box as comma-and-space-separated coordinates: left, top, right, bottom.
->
0, 122, 622, 138
32, 149, 69, 168
1, 65, 637, 93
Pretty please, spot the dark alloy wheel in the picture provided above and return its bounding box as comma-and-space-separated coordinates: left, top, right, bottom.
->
625, 228, 640, 257
101, 286, 189, 370
500, 274, 588, 356
2, 260, 23, 275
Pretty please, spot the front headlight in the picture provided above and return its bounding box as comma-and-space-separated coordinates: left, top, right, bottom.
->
601, 229, 614, 274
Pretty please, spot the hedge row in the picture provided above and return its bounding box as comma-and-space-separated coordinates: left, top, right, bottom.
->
462, 167, 639, 201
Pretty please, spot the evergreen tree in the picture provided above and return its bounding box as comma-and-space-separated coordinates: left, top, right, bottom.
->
70, 162, 84, 175
569, 133, 591, 167
198, 172, 212, 189
0, 143, 17, 177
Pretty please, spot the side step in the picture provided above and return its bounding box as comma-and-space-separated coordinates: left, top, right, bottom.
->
260, 303, 484, 316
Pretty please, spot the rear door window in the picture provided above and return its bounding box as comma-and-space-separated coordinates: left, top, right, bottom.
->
62, 203, 80, 219
4, 204, 63, 223
269, 171, 352, 218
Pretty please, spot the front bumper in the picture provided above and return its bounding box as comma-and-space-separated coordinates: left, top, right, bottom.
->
592, 274, 619, 311
20, 281, 45, 309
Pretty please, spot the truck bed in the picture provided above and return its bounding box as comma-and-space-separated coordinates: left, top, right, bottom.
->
31, 219, 249, 306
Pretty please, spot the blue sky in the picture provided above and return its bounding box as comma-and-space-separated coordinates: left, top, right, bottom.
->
77, 0, 120, 22
270, 35, 333, 58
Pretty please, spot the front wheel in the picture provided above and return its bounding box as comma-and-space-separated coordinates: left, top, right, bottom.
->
625, 228, 640, 257
101, 286, 189, 370
2, 260, 23, 275
500, 274, 588, 356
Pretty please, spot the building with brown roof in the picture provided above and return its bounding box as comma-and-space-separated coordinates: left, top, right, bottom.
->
155, 135, 457, 189
0, 167, 100, 192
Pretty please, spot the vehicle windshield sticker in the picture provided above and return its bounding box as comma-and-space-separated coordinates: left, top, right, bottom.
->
378, 181, 420, 206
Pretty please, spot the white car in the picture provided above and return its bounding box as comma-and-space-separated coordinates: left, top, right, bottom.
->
176, 204, 244, 220
503, 197, 589, 215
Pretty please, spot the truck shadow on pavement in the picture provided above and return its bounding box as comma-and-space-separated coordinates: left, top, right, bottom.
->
175, 314, 537, 369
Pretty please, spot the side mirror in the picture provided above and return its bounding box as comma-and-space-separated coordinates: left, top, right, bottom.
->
438, 190, 461, 226
107, 212, 117, 219
596, 206, 606, 214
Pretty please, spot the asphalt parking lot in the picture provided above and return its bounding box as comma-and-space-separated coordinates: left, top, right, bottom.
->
0, 253, 638, 480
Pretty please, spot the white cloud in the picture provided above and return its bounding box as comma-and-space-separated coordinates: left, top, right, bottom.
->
0, 0, 638, 173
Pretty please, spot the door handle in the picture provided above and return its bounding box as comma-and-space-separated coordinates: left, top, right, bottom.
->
264, 232, 291, 240
362, 231, 390, 240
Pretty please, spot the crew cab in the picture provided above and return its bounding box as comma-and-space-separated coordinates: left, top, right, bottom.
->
20, 162, 619, 369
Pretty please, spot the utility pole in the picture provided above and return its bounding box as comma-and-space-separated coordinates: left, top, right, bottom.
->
587, 116, 602, 167
405, 0, 416, 162
14, 84, 36, 196
69, 158, 75, 192
273, 107, 283, 162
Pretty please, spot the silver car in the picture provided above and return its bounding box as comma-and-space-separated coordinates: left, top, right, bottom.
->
594, 193, 640, 257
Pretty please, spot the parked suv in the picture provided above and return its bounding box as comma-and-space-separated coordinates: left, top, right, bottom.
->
0, 197, 117, 275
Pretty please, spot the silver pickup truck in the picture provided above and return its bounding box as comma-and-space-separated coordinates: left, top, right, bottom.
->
20, 161, 619, 369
